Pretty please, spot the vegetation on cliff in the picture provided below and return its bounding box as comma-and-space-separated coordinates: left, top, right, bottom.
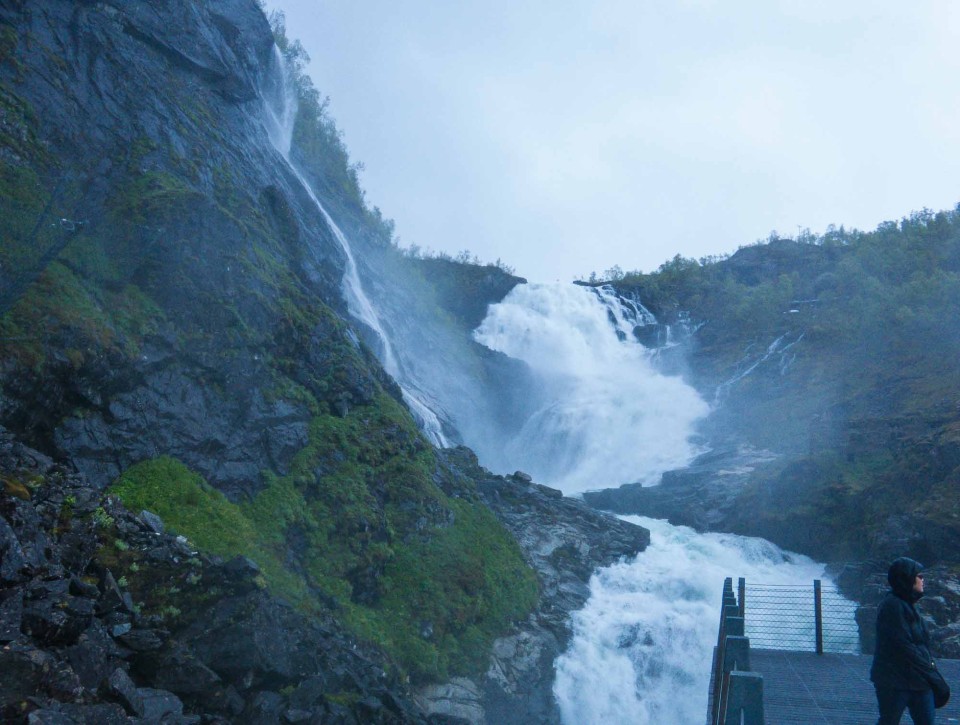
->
615, 208, 960, 381
108, 394, 538, 682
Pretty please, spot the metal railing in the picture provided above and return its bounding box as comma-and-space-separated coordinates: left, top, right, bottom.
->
709, 575, 862, 724
743, 580, 860, 654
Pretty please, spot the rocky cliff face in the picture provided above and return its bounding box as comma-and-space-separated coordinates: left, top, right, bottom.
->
1, 0, 358, 496
1, 427, 649, 723
0, 427, 427, 723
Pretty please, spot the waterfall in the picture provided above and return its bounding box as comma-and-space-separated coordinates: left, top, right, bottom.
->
261, 47, 448, 446
259, 46, 858, 724
473, 283, 709, 493
713, 330, 805, 405
553, 516, 858, 724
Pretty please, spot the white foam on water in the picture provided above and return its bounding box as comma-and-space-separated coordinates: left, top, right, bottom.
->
554, 516, 858, 724
473, 283, 709, 493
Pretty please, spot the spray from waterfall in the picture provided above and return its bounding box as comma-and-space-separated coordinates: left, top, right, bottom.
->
261, 46, 448, 446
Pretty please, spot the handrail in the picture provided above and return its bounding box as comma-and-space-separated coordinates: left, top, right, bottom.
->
709, 576, 863, 723
710, 577, 764, 725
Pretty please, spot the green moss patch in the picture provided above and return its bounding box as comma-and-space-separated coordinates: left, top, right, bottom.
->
111, 457, 260, 558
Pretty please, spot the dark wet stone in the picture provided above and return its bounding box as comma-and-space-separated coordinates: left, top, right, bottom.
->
288, 675, 327, 710
224, 555, 261, 579
138, 644, 222, 695
0, 587, 23, 642
140, 510, 165, 534
117, 628, 166, 652
137, 687, 184, 721
68, 576, 99, 599
244, 690, 285, 724
0, 645, 53, 706
21, 594, 94, 646
110, 622, 132, 638
64, 621, 129, 689
100, 667, 144, 716
26, 702, 130, 724
97, 571, 127, 615
182, 593, 323, 685
0, 516, 27, 584
283, 708, 313, 723
41, 660, 84, 702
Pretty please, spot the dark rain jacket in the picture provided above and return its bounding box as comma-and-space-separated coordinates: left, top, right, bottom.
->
870, 557, 935, 691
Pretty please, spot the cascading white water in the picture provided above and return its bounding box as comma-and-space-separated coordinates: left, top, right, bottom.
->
261, 47, 448, 446
553, 516, 859, 724
473, 283, 709, 493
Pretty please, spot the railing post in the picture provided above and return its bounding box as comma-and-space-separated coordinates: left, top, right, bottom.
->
713, 578, 738, 725
717, 636, 751, 725
814, 579, 823, 655
738, 577, 745, 618
725, 616, 745, 638
723, 671, 764, 725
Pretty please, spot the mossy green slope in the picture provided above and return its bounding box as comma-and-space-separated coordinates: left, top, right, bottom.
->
110, 394, 538, 682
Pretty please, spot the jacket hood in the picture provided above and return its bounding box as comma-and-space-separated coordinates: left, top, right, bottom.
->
888, 557, 924, 602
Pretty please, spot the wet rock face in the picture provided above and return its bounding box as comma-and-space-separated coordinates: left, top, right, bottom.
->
0, 0, 367, 498
51, 340, 312, 499
0, 428, 428, 723
582, 445, 781, 531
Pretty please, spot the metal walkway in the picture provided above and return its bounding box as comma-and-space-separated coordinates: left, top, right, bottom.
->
752, 649, 960, 724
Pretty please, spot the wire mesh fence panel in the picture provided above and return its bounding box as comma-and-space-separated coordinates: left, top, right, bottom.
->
744, 582, 860, 654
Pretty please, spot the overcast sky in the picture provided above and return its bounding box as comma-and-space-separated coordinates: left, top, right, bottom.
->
266, 0, 960, 282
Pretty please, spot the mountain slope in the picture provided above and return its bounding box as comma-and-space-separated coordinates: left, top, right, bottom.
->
0, 1, 648, 721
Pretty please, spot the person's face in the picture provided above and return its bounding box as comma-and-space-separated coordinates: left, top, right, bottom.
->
914, 572, 925, 594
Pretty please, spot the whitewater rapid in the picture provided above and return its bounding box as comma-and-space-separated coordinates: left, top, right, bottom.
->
553, 517, 858, 724
473, 283, 709, 493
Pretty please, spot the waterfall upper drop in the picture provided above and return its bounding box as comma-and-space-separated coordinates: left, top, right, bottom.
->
261, 46, 448, 446
473, 283, 709, 494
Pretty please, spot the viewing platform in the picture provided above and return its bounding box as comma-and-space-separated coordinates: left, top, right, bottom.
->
709, 577, 960, 724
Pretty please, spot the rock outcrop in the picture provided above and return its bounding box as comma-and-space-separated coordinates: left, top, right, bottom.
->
0, 0, 355, 496
416, 449, 650, 724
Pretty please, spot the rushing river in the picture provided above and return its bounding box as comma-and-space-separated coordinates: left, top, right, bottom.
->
553, 516, 857, 723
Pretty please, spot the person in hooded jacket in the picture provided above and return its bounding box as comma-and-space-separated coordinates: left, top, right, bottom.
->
870, 557, 936, 724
